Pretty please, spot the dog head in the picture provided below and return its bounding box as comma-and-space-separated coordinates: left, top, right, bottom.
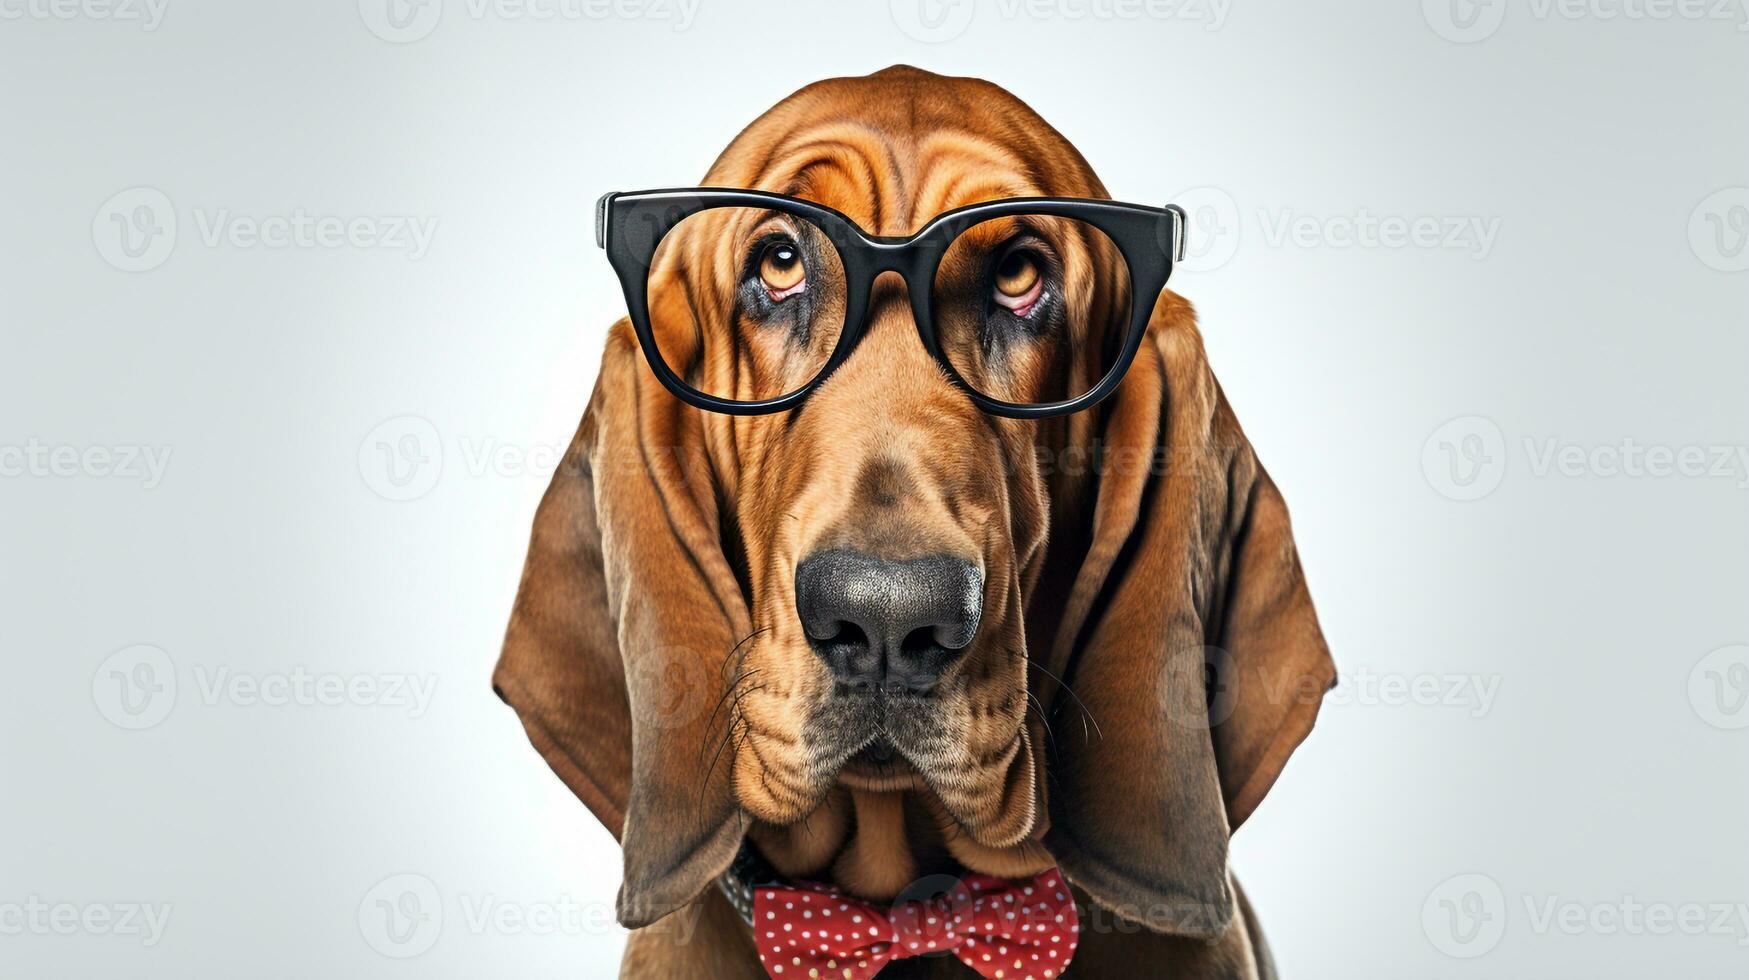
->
670, 68, 1140, 850
496, 66, 1334, 935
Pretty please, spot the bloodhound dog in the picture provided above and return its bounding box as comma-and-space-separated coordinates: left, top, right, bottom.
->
494, 66, 1334, 979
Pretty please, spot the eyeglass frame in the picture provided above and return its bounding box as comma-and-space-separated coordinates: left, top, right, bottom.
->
596, 187, 1187, 419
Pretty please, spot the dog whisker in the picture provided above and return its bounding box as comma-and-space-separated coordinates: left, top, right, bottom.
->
1028, 658, 1102, 740
704, 667, 762, 741
698, 650, 767, 800
718, 626, 771, 679
701, 683, 768, 806
1023, 688, 1056, 752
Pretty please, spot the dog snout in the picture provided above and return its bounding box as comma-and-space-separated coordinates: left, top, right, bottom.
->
794, 549, 984, 691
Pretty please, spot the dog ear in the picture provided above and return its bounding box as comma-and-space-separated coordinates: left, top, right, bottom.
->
493, 322, 751, 929
1039, 293, 1335, 937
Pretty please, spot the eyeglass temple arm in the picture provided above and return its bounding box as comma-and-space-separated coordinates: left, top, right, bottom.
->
1164, 203, 1187, 264
595, 192, 616, 250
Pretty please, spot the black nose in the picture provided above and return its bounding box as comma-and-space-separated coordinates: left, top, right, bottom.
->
794, 550, 984, 692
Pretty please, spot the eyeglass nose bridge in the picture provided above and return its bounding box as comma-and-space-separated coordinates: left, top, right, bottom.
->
819, 228, 955, 361
832, 224, 950, 280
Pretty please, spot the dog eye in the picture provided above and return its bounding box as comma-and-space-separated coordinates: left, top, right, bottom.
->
992, 248, 1043, 316
758, 240, 807, 299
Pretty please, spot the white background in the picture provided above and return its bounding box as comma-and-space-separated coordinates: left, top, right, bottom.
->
2, 0, 1746, 976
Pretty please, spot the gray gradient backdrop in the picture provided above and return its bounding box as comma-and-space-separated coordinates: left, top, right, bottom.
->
3, 0, 1747, 976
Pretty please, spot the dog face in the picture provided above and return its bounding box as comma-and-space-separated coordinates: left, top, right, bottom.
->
635, 68, 1137, 847
496, 65, 1335, 934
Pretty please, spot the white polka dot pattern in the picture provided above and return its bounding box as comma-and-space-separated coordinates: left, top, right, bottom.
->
749, 868, 1079, 979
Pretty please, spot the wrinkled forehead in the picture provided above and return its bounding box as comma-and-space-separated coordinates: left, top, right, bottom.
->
702, 71, 1108, 237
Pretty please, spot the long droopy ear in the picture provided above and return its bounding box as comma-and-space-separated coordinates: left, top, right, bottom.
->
493, 322, 751, 929
1040, 293, 1335, 937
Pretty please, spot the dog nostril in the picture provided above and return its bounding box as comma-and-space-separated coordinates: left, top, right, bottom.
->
821, 622, 870, 652
900, 626, 946, 659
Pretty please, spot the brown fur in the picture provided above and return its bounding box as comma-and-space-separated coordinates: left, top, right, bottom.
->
494, 66, 1335, 978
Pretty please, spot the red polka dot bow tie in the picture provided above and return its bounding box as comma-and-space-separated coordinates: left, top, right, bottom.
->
752, 867, 1080, 979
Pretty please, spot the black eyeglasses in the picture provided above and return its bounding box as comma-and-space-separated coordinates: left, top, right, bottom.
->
596, 187, 1186, 419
